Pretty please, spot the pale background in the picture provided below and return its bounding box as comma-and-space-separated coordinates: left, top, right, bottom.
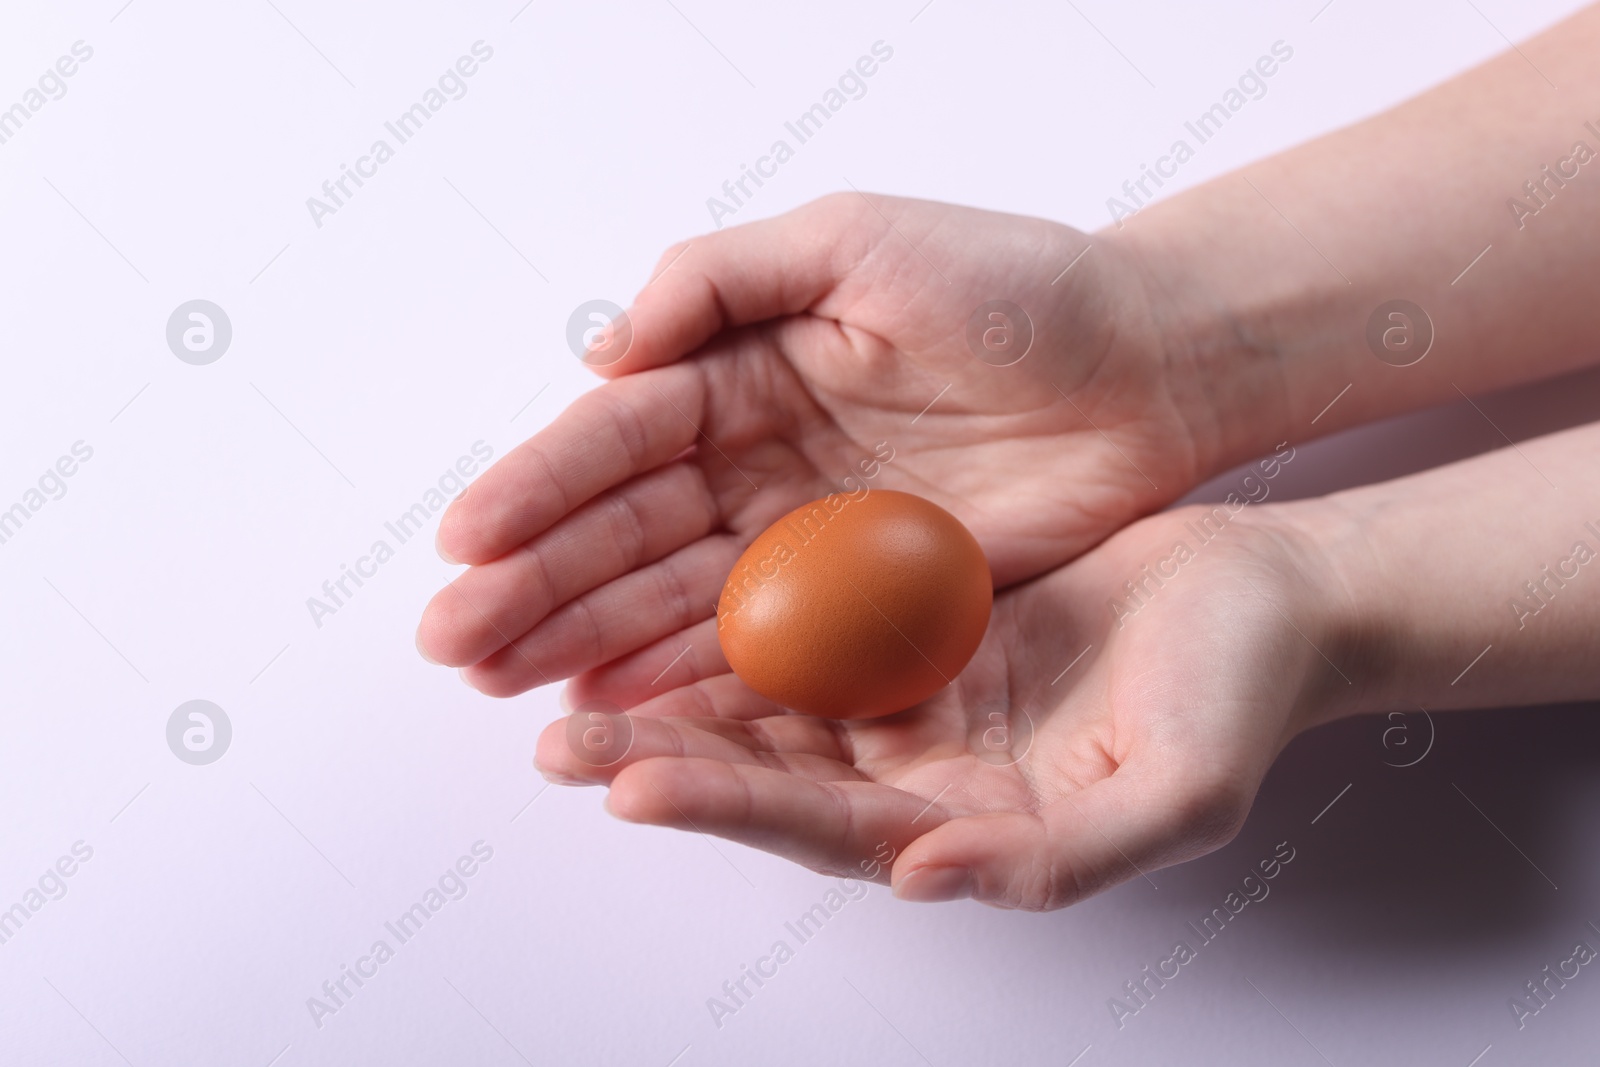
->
1, 0, 1597, 1063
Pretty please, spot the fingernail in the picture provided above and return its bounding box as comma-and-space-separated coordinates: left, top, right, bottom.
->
557, 686, 574, 713
894, 866, 972, 903
538, 765, 589, 786
415, 632, 440, 665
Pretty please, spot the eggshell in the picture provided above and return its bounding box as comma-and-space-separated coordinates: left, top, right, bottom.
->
716, 489, 992, 718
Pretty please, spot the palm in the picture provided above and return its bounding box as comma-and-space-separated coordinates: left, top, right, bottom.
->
537, 508, 1332, 909
418, 195, 1203, 700
631, 193, 1197, 587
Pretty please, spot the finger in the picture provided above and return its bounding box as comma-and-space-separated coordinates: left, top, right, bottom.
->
461, 536, 740, 696
591, 671, 789, 722
564, 617, 731, 707
572, 671, 792, 722
535, 712, 853, 786
890, 756, 1251, 910
437, 364, 709, 565
418, 461, 717, 666
599, 195, 868, 378
605, 757, 939, 882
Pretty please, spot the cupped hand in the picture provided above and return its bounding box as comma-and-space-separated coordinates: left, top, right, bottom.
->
417, 194, 1214, 695
533, 503, 1356, 910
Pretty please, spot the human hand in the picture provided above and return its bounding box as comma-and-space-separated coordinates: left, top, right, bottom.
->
417, 194, 1229, 694
531, 501, 1355, 910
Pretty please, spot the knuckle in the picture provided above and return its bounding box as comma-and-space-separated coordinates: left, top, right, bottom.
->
814, 190, 877, 233
813, 190, 860, 216
1022, 855, 1078, 912
592, 388, 651, 471
606, 488, 651, 570
564, 594, 608, 666
650, 555, 694, 629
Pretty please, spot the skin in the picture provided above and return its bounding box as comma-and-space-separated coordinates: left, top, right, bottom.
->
416, 195, 1188, 691
535, 500, 1342, 909
418, 6, 1600, 908
528, 417, 1600, 909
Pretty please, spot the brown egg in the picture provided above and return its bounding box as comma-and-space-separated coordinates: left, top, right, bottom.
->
716, 489, 992, 719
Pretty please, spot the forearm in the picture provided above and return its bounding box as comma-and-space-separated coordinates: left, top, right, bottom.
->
1281, 418, 1600, 726
1110, 4, 1600, 477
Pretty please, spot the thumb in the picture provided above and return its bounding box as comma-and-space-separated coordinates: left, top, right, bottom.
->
589, 193, 867, 378
890, 757, 1253, 911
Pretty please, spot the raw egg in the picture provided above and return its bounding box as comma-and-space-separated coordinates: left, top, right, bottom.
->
716, 489, 992, 719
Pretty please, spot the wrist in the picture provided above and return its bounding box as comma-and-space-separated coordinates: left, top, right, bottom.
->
1100, 187, 1305, 481
1237, 494, 1395, 733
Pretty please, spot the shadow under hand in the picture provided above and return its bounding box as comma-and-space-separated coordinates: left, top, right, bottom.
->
1184, 363, 1600, 506
1196, 701, 1600, 959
